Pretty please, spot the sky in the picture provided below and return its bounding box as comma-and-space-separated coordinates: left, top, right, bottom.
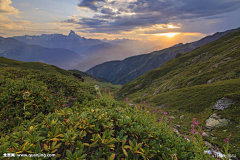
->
1, 0, 240, 47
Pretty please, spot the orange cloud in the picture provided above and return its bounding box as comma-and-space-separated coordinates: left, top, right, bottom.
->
0, 0, 19, 15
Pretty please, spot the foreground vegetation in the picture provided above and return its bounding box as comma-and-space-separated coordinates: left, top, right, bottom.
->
0, 58, 222, 159
117, 31, 240, 157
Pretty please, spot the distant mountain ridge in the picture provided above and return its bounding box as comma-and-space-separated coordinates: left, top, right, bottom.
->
76, 43, 136, 71
13, 30, 102, 54
0, 36, 26, 53
12, 31, 137, 71
0, 45, 82, 69
87, 27, 240, 85
102, 38, 157, 54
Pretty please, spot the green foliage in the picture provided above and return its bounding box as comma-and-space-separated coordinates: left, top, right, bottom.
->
117, 31, 240, 157
0, 62, 95, 134
0, 58, 215, 159
0, 96, 214, 159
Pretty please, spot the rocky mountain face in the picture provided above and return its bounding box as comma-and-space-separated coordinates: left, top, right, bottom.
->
13, 30, 102, 54
12, 31, 136, 71
87, 27, 240, 85
0, 45, 82, 69
117, 31, 240, 156
0, 36, 26, 53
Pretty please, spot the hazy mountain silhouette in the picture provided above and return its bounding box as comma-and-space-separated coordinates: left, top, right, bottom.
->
87, 27, 240, 85
0, 45, 82, 69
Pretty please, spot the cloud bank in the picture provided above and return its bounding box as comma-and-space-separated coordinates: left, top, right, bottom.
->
63, 0, 240, 34
0, 0, 19, 15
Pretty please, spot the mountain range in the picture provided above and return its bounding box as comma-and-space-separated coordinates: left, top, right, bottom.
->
102, 38, 158, 54
10, 31, 146, 71
75, 43, 136, 71
0, 45, 82, 69
0, 36, 26, 53
87, 27, 240, 85
13, 30, 102, 55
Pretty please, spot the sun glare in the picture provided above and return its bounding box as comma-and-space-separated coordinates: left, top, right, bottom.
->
155, 32, 180, 38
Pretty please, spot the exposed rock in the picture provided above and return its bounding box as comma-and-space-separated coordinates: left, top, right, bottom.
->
212, 97, 236, 110
224, 57, 232, 61
207, 79, 212, 84
204, 141, 214, 149
213, 61, 227, 68
202, 132, 209, 137
156, 104, 165, 109
207, 76, 220, 84
134, 83, 142, 89
128, 103, 134, 106
175, 125, 181, 128
214, 63, 219, 68
188, 52, 212, 64
206, 113, 230, 129
142, 93, 148, 97
180, 115, 184, 119
173, 128, 180, 135
187, 81, 193, 87
211, 137, 217, 141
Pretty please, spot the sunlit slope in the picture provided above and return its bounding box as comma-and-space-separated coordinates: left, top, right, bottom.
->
118, 31, 240, 97
87, 27, 240, 85
117, 31, 240, 156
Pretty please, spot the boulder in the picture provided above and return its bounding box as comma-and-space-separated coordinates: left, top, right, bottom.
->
212, 97, 236, 110
175, 125, 181, 128
170, 116, 175, 119
206, 113, 230, 129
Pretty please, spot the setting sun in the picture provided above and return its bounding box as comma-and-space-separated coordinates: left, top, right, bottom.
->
155, 32, 180, 37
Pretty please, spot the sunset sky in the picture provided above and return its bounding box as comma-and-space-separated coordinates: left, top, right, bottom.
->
1, 0, 240, 47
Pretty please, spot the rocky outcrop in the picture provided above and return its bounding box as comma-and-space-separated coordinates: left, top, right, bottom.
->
206, 114, 230, 129
212, 97, 236, 110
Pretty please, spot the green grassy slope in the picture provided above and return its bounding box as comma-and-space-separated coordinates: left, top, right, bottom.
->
69, 69, 108, 82
0, 57, 93, 133
0, 57, 71, 76
69, 69, 122, 93
0, 58, 215, 159
117, 31, 240, 156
